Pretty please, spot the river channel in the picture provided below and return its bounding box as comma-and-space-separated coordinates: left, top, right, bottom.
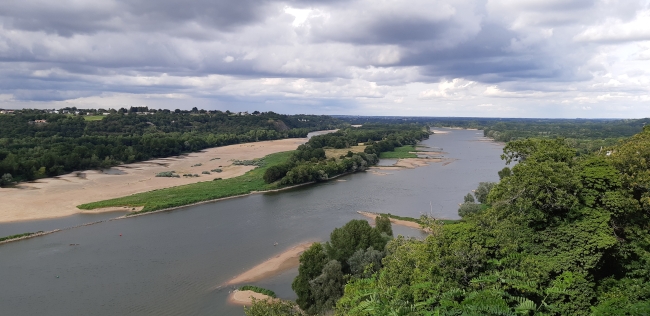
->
0, 128, 505, 315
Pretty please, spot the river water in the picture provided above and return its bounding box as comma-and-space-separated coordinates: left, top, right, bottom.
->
0, 129, 505, 315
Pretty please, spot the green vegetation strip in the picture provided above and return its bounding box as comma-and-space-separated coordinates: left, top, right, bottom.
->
379, 213, 460, 225
378, 145, 418, 159
0, 231, 41, 242
77, 151, 294, 214
239, 285, 277, 298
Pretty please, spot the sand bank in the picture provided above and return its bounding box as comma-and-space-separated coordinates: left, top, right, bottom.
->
228, 290, 274, 306
0, 138, 306, 223
225, 242, 316, 286
357, 211, 423, 230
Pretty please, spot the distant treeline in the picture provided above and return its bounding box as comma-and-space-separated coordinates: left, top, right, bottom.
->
0, 108, 344, 184
337, 116, 650, 154
263, 124, 430, 185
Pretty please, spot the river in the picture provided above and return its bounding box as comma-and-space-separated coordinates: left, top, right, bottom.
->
0, 128, 505, 315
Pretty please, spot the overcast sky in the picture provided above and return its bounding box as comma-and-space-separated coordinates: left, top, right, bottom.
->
1, 0, 649, 117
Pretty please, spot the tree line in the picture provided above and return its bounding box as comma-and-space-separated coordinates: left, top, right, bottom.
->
262, 125, 430, 185
0, 109, 344, 185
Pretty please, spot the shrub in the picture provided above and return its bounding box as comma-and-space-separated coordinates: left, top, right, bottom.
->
239, 285, 277, 298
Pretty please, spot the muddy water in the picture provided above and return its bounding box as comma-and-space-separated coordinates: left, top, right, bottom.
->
0, 129, 505, 315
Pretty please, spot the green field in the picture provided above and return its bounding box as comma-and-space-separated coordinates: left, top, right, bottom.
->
77, 151, 294, 214
378, 145, 418, 159
83, 115, 106, 121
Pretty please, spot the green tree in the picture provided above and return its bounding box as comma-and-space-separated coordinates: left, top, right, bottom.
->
375, 216, 393, 237
292, 243, 328, 313
324, 220, 387, 270
310, 260, 346, 313
474, 181, 496, 204
244, 298, 305, 316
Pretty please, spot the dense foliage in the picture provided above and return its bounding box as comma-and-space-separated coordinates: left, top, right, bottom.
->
0, 108, 343, 184
263, 124, 430, 185
291, 218, 393, 315
335, 126, 650, 315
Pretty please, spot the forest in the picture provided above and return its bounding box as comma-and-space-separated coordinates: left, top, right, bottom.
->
247, 125, 650, 315
0, 108, 343, 184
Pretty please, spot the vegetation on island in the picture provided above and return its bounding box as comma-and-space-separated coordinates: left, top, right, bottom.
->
248, 126, 650, 315
378, 145, 418, 159
77, 124, 428, 213
0, 231, 42, 242
239, 285, 277, 298
77, 151, 293, 213
263, 125, 430, 185
0, 107, 343, 185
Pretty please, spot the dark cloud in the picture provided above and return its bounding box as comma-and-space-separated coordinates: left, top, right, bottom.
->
0, 0, 648, 118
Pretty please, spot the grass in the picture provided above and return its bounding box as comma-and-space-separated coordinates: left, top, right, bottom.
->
0, 231, 42, 242
77, 151, 294, 214
379, 213, 460, 225
83, 115, 106, 121
239, 285, 277, 298
379, 145, 418, 159
324, 145, 367, 159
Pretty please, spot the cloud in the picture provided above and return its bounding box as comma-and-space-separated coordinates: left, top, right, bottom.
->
0, 0, 649, 118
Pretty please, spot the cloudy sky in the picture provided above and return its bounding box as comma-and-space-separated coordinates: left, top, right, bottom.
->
1, 0, 649, 117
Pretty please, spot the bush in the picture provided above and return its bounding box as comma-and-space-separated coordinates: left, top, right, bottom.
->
211, 168, 222, 173
201, 171, 210, 175
239, 285, 277, 298
155, 171, 177, 177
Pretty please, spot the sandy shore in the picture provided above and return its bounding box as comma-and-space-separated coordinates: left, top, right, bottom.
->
224, 242, 316, 286
357, 211, 423, 230
0, 138, 306, 223
228, 290, 274, 306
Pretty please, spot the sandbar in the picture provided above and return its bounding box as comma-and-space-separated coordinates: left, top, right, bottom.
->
0, 138, 306, 223
228, 290, 274, 306
224, 242, 316, 286
357, 211, 423, 230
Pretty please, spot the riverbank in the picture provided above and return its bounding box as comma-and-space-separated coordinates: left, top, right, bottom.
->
0, 138, 307, 223
224, 241, 316, 286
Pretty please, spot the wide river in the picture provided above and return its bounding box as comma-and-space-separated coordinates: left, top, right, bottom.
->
0, 128, 505, 315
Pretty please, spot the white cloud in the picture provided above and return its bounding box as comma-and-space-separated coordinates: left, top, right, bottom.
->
0, 0, 649, 118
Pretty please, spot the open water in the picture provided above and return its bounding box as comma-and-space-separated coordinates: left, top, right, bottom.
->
0, 128, 505, 315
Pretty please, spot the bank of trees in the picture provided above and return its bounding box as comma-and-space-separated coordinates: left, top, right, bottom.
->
262, 125, 430, 185
335, 127, 650, 315
0, 109, 343, 185
248, 126, 650, 315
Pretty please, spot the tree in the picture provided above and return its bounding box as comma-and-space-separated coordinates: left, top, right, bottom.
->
324, 220, 387, 270
0, 173, 13, 186
348, 247, 384, 278
375, 216, 393, 237
310, 260, 346, 313
463, 193, 475, 203
292, 243, 328, 313
244, 298, 305, 316
474, 182, 496, 204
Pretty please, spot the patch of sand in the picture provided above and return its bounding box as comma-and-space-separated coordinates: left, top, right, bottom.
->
431, 130, 450, 134
0, 138, 307, 223
225, 242, 316, 286
228, 290, 274, 306
393, 158, 441, 168
357, 211, 423, 230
